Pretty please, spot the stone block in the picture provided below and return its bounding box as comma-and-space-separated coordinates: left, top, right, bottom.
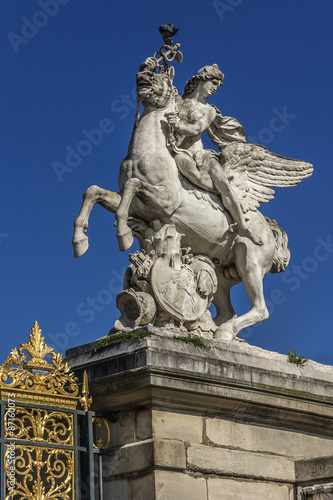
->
136, 407, 152, 440
205, 418, 333, 460
110, 410, 136, 446
104, 438, 186, 477
187, 444, 295, 481
153, 409, 203, 443
154, 438, 186, 469
207, 478, 292, 500
155, 471, 207, 500
295, 455, 333, 482
104, 439, 154, 477
103, 479, 129, 500
131, 473, 155, 500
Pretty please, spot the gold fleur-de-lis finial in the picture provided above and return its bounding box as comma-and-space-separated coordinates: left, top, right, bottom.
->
19, 321, 54, 371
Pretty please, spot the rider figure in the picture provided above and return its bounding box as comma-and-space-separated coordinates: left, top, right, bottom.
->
166, 64, 262, 245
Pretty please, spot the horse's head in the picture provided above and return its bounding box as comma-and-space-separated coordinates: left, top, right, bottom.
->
136, 67, 175, 109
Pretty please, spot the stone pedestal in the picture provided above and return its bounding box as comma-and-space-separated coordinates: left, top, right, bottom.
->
65, 331, 333, 500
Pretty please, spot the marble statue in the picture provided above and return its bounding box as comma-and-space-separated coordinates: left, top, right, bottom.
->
72, 25, 313, 342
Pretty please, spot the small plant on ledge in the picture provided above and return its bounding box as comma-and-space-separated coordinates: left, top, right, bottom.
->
287, 346, 308, 365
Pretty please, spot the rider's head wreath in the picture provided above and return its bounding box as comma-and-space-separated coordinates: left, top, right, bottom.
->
183, 64, 224, 96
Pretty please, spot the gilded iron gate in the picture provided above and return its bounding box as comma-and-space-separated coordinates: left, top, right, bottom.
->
0, 322, 110, 500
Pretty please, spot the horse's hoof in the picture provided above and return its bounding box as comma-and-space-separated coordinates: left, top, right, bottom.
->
214, 324, 234, 342
117, 230, 133, 252
72, 235, 89, 258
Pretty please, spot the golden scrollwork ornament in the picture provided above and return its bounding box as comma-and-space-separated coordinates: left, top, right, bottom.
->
1, 321, 94, 499
4, 445, 74, 500
0, 321, 92, 409
93, 417, 111, 449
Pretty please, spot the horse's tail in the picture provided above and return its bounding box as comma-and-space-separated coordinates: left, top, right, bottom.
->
266, 216, 290, 274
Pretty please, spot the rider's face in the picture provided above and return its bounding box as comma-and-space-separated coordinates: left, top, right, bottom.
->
199, 78, 221, 99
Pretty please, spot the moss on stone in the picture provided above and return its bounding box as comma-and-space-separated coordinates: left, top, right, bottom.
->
94, 329, 154, 351
173, 335, 206, 348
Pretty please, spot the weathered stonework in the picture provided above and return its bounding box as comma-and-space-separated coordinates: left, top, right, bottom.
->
66, 332, 333, 499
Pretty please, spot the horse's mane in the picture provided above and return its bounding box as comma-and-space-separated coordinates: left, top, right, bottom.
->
180, 176, 225, 213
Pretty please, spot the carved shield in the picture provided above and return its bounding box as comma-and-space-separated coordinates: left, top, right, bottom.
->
151, 258, 209, 322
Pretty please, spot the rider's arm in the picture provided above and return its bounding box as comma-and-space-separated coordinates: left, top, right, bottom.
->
167, 103, 216, 136
171, 116, 204, 136
166, 111, 204, 135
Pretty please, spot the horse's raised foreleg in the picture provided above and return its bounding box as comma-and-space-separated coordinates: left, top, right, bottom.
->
215, 241, 269, 341
72, 185, 121, 258
116, 178, 174, 251
116, 178, 141, 251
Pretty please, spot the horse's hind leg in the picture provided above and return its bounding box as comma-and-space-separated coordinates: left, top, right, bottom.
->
215, 242, 269, 341
72, 185, 121, 258
213, 274, 238, 326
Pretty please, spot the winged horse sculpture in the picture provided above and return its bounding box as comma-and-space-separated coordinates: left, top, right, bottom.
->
72, 31, 312, 342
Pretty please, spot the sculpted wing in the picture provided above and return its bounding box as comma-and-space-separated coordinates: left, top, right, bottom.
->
220, 142, 313, 213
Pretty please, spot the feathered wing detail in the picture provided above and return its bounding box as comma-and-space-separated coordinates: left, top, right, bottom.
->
206, 108, 313, 213
219, 142, 313, 213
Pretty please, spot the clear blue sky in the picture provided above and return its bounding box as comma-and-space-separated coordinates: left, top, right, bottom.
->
1, 1, 332, 366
